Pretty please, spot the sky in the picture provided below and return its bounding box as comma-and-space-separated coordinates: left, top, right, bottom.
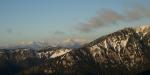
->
0, 0, 150, 47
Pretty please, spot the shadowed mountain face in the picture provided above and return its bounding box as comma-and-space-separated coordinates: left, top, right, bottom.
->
0, 25, 150, 75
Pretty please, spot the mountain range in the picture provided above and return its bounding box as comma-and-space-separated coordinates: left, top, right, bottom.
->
0, 25, 150, 75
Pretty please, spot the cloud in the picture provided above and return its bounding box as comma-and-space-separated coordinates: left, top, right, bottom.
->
79, 9, 124, 32
79, 3, 150, 32
54, 31, 65, 35
125, 4, 150, 21
6, 28, 13, 34
57, 38, 89, 48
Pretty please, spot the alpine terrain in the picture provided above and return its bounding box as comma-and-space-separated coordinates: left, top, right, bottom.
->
0, 25, 150, 75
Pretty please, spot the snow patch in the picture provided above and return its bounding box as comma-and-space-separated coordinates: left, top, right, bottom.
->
50, 49, 71, 58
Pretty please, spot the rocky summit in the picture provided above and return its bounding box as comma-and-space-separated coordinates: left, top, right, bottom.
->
0, 25, 150, 75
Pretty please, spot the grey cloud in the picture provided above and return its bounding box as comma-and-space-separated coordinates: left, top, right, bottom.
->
125, 4, 150, 21
54, 31, 65, 35
79, 3, 150, 32
6, 28, 13, 34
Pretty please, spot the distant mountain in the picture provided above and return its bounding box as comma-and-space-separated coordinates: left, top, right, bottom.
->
0, 25, 150, 75
1, 38, 88, 50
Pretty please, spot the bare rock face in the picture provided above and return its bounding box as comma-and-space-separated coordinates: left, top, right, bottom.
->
142, 31, 150, 59
87, 28, 144, 69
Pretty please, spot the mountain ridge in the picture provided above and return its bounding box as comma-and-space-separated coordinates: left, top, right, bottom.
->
0, 25, 150, 75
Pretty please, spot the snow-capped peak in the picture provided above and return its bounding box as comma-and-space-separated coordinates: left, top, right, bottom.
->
135, 25, 150, 36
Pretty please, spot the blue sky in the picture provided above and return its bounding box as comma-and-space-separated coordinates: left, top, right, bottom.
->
0, 0, 150, 46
